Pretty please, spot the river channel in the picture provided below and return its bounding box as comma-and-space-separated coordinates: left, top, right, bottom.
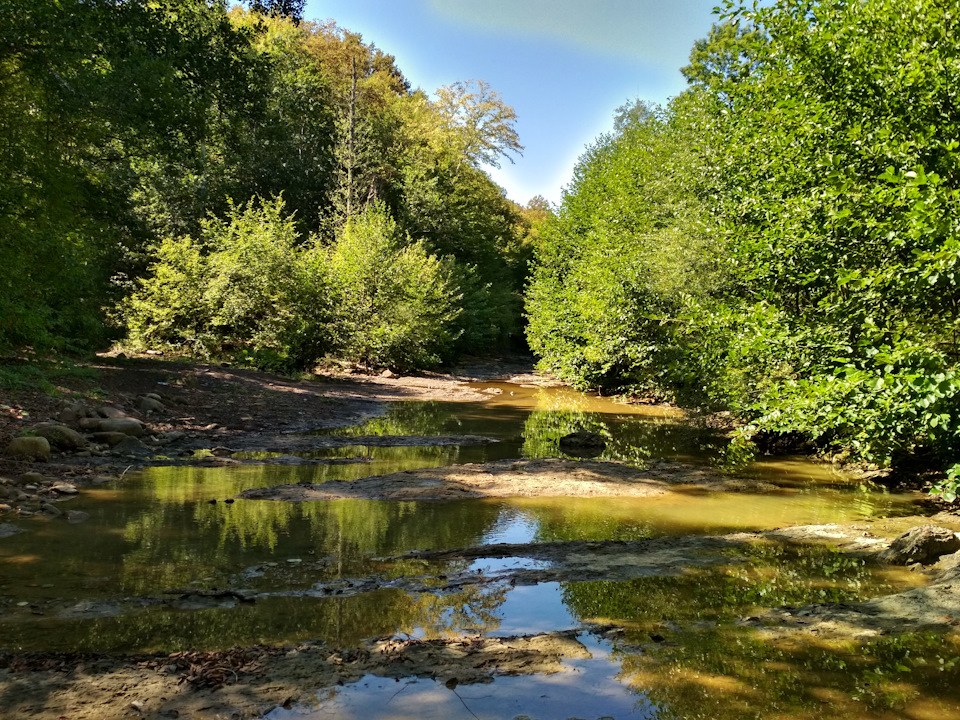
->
3, 382, 958, 719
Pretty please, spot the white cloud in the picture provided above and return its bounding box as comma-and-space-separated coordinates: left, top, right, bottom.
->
428, 0, 714, 66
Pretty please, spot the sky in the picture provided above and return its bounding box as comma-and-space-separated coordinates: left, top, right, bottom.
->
304, 0, 720, 206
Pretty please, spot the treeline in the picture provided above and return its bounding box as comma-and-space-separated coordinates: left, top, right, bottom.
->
1, 0, 544, 369
525, 0, 960, 489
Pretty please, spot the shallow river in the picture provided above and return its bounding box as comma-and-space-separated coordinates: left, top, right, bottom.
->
3, 382, 959, 719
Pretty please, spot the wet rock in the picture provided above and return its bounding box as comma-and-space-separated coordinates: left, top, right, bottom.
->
112, 435, 149, 456
881, 525, 960, 565
210, 447, 234, 457
32, 422, 87, 451
50, 483, 79, 495
92, 475, 115, 485
90, 431, 131, 447
558, 431, 606, 456
0, 523, 25, 539
5, 436, 50, 462
40, 502, 63, 518
98, 418, 145, 437
66, 510, 90, 524
0, 504, 12, 514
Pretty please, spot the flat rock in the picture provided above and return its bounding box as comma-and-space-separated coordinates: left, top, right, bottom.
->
90, 431, 131, 447
50, 483, 79, 495
111, 436, 149, 455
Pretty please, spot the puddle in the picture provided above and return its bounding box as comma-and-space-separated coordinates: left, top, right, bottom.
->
1, 383, 953, 719
265, 634, 658, 720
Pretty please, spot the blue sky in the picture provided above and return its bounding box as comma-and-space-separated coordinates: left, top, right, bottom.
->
305, 0, 720, 206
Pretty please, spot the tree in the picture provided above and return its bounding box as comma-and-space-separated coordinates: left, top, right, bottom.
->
247, 0, 305, 24
434, 79, 523, 172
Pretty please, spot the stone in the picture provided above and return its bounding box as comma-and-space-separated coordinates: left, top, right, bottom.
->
50, 483, 79, 495
40, 502, 63, 518
91, 476, 115, 485
558, 431, 607, 456
112, 436, 149, 456
138, 396, 166, 414
0, 523, 25, 538
18, 472, 46, 486
90, 431, 132, 447
881, 525, 960, 565
57, 404, 85, 426
66, 510, 90, 524
0, 504, 11, 514
380, 369, 397, 378
5, 436, 50, 462
78, 417, 102, 432
98, 406, 128, 419
145, 392, 162, 401
97, 418, 144, 437
33, 422, 87, 451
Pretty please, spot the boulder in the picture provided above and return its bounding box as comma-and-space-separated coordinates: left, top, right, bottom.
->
138, 396, 166, 414
0, 523, 25, 539
78, 417, 102, 432
50, 483, 79, 495
5, 436, 50, 462
33, 423, 87, 451
90, 431, 132, 447
111, 436, 149, 456
97, 418, 144, 437
97, 406, 129, 420
18, 472, 47, 486
881, 525, 960, 565
66, 510, 90, 524
558, 431, 607, 456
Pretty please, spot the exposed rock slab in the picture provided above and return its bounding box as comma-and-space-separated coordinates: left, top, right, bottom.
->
237, 457, 735, 502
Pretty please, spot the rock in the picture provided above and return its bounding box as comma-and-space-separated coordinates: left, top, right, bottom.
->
881, 525, 960, 565
112, 436, 149, 456
0, 522, 25, 538
0, 504, 11, 514
18, 472, 47, 486
145, 392, 162, 401
91, 476, 115, 485
66, 510, 90, 524
380, 369, 397, 378
558, 431, 606, 456
78, 417, 102, 431
98, 406, 129, 419
154, 430, 185, 445
5, 436, 50, 462
50, 483, 79, 495
210, 447, 234, 457
138, 396, 166, 414
40, 502, 63, 518
97, 418, 144, 437
90, 431, 132, 447
33, 422, 87, 451
57, 403, 85, 426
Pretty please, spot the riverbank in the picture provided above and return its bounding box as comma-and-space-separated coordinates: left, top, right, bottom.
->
2, 355, 960, 719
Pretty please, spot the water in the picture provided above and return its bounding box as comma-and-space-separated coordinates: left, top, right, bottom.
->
1, 382, 955, 718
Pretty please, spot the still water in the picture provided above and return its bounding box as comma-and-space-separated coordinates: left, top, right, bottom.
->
2, 382, 957, 718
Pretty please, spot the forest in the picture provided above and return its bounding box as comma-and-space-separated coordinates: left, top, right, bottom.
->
2, 0, 959, 494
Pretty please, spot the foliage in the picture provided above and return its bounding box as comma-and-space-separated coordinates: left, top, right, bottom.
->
124, 197, 327, 369
321, 204, 462, 370
525, 0, 960, 484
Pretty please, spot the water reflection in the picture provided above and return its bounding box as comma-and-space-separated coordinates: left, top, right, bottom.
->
0, 383, 931, 670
